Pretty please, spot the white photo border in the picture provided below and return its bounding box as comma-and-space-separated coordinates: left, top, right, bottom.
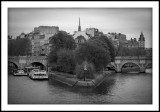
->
2, 1, 159, 111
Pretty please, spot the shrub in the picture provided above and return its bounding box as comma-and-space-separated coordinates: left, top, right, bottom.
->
75, 61, 95, 80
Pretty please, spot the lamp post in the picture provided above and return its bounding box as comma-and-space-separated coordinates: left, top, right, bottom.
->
84, 64, 87, 81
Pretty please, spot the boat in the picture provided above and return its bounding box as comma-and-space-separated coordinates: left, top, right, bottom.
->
128, 71, 139, 73
14, 69, 28, 76
24, 66, 39, 75
145, 68, 152, 73
29, 69, 48, 79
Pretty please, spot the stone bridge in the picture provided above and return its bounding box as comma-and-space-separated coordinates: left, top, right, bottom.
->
8, 56, 48, 69
8, 56, 152, 73
109, 56, 152, 73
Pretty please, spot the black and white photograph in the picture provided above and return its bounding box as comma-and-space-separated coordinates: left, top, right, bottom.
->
1, 1, 159, 111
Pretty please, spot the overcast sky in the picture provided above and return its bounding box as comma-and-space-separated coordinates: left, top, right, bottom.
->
8, 8, 152, 48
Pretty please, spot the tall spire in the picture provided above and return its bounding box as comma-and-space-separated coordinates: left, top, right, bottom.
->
78, 17, 81, 31
79, 17, 80, 26
141, 32, 144, 36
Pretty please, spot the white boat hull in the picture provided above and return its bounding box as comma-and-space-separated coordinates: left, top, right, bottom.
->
29, 75, 48, 79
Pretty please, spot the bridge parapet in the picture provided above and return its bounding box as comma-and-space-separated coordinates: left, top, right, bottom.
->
115, 56, 149, 60
9, 56, 47, 60
25, 56, 47, 59
8, 56, 48, 69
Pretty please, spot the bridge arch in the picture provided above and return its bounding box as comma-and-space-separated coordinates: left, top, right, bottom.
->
145, 62, 152, 68
29, 62, 46, 70
8, 61, 19, 69
106, 62, 117, 71
120, 62, 141, 73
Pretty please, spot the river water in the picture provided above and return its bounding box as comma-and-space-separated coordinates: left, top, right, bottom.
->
8, 71, 152, 104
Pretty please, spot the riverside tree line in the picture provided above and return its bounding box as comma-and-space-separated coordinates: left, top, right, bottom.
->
8, 31, 146, 79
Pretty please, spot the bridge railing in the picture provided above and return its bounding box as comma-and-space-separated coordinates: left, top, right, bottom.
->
115, 56, 151, 60
8, 56, 47, 60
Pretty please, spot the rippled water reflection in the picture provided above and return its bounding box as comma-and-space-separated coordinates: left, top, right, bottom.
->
8, 72, 152, 104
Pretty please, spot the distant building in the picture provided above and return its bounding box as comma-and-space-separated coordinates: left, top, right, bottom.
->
20, 32, 25, 38
73, 18, 91, 46
34, 26, 59, 40
31, 26, 59, 56
74, 35, 87, 48
85, 28, 99, 37
106, 32, 146, 49
125, 32, 145, 48
107, 32, 127, 42
8, 35, 13, 40
27, 32, 34, 40
138, 32, 145, 48
106, 32, 127, 49
73, 18, 103, 46
125, 38, 139, 48
78, 17, 81, 32
17, 32, 26, 39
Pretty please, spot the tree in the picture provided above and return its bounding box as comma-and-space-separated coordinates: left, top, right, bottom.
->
49, 31, 76, 51
90, 35, 116, 62
48, 48, 58, 64
48, 31, 76, 73
75, 39, 111, 71
8, 38, 32, 56
56, 49, 76, 74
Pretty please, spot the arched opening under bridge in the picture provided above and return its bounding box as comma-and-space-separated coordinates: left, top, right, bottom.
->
106, 63, 116, 71
121, 62, 140, 73
8, 61, 18, 74
29, 62, 46, 70
146, 63, 152, 69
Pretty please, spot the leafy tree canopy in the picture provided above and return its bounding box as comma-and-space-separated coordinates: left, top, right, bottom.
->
8, 38, 32, 56
90, 35, 116, 62
75, 39, 111, 71
49, 31, 76, 51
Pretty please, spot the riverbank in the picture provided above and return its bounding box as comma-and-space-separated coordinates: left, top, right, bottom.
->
48, 71, 112, 88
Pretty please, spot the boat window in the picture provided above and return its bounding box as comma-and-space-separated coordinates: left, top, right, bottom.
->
33, 69, 39, 72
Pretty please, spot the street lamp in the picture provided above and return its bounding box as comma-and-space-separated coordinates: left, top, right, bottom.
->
84, 64, 87, 81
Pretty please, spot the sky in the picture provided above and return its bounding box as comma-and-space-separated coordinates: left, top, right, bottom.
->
8, 8, 152, 48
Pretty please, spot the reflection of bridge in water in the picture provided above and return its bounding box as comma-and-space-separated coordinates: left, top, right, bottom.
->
8, 56, 152, 73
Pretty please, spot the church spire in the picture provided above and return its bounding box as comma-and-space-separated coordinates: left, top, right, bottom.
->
78, 17, 81, 31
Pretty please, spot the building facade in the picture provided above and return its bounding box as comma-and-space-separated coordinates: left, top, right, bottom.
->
125, 38, 139, 48
138, 32, 145, 48
125, 32, 145, 48
31, 26, 59, 56
107, 32, 146, 49
106, 32, 127, 49
73, 18, 103, 46
19, 32, 26, 38
85, 28, 99, 37
73, 18, 91, 46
